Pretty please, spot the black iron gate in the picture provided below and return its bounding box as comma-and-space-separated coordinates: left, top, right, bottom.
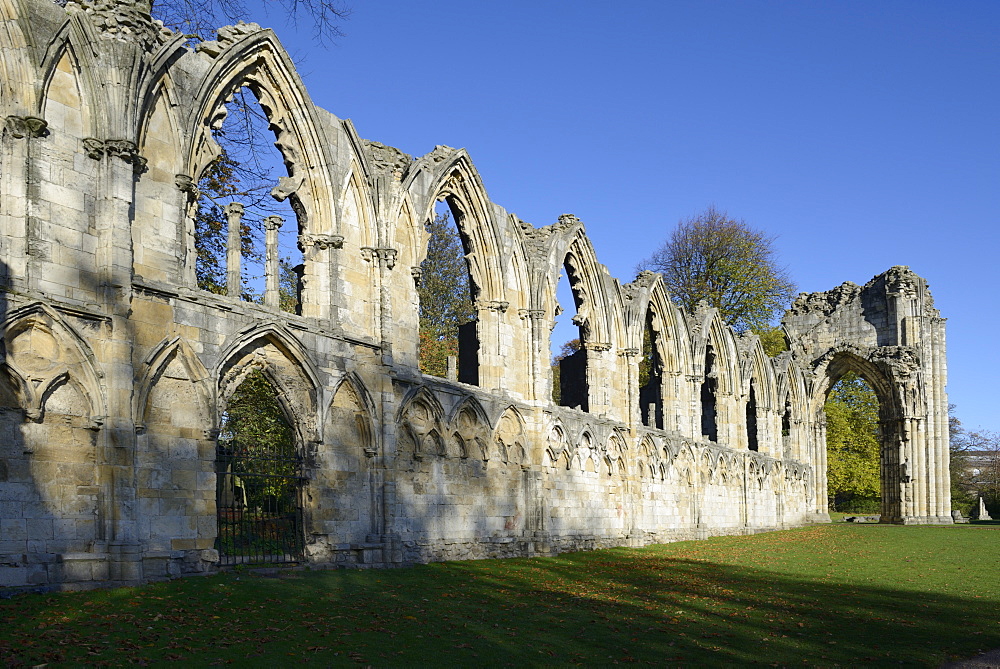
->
216, 437, 304, 565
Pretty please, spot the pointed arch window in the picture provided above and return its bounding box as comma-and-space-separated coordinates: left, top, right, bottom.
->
418, 197, 479, 384
554, 254, 590, 412
195, 86, 304, 313
639, 309, 664, 429
746, 381, 759, 451
701, 344, 718, 442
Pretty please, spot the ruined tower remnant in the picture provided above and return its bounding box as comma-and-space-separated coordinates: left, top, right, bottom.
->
0, 0, 951, 590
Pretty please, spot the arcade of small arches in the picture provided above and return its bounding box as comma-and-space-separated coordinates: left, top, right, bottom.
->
0, 0, 951, 589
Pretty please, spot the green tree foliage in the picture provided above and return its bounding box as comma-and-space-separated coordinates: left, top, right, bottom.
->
639, 207, 796, 334
279, 258, 301, 315
638, 319, 655, 389
825, 372, 881, 512
218, 369, 297, 506
418, 212, 475, 377
757, 325, 789, 357
195, 151, 255, 295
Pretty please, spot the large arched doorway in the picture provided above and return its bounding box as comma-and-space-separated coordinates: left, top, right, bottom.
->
819, 353, 898, 522
825, 371, 881, 514
216, 369, 304, 564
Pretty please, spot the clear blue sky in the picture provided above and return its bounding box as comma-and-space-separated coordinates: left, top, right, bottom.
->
244, 0, 999, 431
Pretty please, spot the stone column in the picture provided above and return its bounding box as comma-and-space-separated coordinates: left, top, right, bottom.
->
474, 300, 509, 392
174, 174, 200, 288
299, 234, 342, 321
224, 202, 243, 298
518, 309, 547, 402
361, 247, 397, 359
619, 348, 640, 433
85, 138, 145, 553
263, 215, 282, 308
811, 416, 831, 521
584, 342, 612, 417
0, 116, 46, 292
931, 318, 952, 521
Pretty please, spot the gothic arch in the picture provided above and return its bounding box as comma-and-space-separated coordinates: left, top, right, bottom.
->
327, 372, 378, 456
216, 324, 320, 445
810, 345, 902, 522
633, 278, 691, 431
740, 335, 778, 454
1, 303, 104, 422
37, 23, 95, 137
446, 394, 488, 429
217, 323, 322, 392
134, 336, 213, 431
338, 164, 377, 247
492, 405, 527, 466
185, 27, 337, 235
405, 149, 507, 306
689, 310, 741, 443
133, 77, 189, 282
396, 385, 446, 426
0, 0, 39, 116
397, 385, 446, 459
448, 396, 489, 460
556, 232, 614, 349
775, 362, 809, 462
810, 345, 896, 412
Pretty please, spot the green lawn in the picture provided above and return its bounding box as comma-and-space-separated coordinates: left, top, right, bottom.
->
2, 522, 999, 666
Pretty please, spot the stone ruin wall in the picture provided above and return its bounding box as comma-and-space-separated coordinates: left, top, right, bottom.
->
0, 0, 951, 590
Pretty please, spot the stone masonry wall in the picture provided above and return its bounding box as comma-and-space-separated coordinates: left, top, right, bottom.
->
0, 0, 950, 591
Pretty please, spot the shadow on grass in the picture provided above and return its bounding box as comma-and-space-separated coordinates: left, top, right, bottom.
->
2, 540, 999, 666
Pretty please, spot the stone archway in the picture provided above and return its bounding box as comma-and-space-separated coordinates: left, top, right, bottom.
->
815, 350, 899, 522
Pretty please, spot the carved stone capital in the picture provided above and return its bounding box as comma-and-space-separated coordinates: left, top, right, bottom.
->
410, 266, 423, 286
263, 215, 284, 231
585, 342, 612, 353
84, 138, 147, 173
222, 202, 244, 219
361, 247, 398, 269
301, 234, 344, 250
476, 300, 509, 314
518, 308, 545, 321
4, 115, 48, 139
83, 138, 106, 160
619, 347, 640, 357
175, 174, 198, 197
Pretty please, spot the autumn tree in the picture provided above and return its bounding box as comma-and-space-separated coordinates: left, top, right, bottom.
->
824, 372, 881, 513
638, 206, 796, 336
418, 212, 475, 377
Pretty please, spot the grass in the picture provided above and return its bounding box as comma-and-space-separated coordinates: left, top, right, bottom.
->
2, 522, 999, 667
